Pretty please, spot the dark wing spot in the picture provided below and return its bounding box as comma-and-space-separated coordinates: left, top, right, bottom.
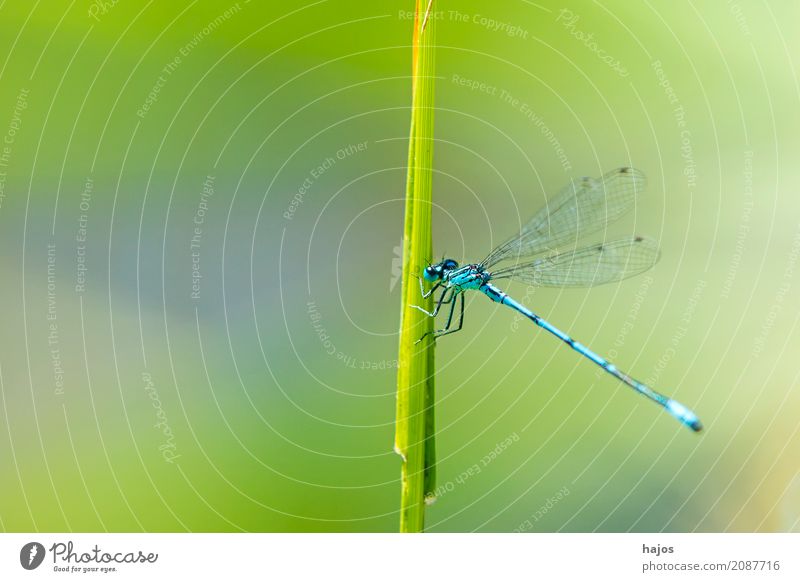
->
634, 236, 643, 242
597, 245, 604, 252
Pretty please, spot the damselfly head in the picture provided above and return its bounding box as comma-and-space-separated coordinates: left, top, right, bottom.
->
423, 259, 459, 282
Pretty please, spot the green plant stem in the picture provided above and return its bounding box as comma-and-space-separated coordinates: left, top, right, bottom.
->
395, 0, 437, 534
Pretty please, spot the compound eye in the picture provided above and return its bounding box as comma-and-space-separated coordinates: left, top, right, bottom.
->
423, 265, 439, 282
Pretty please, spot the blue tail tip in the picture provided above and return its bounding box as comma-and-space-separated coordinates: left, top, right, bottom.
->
665, 399, 703, 433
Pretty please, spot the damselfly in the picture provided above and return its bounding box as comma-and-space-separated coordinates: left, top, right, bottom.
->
413, 167, 702, 432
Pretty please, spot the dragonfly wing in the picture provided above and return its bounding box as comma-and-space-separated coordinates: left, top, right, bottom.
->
481, 167, 647, 269
490, 236, 660, 287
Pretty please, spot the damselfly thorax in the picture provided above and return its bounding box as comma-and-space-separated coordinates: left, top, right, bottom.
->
441, 264, 490, 291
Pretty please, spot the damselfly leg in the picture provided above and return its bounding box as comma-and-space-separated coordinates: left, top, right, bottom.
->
412, 282, 454, 317
415, 292, 465, 344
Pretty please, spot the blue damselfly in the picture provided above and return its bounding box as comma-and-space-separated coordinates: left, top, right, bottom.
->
414, 168, 702, 432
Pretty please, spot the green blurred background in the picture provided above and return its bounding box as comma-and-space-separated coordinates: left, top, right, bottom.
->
0, 0, 798, 532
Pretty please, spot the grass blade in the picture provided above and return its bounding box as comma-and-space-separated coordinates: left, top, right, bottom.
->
394, 0, 437, 533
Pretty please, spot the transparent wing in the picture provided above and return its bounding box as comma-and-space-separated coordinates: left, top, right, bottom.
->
489, 236, 660, 287
480, 167, 647, 269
